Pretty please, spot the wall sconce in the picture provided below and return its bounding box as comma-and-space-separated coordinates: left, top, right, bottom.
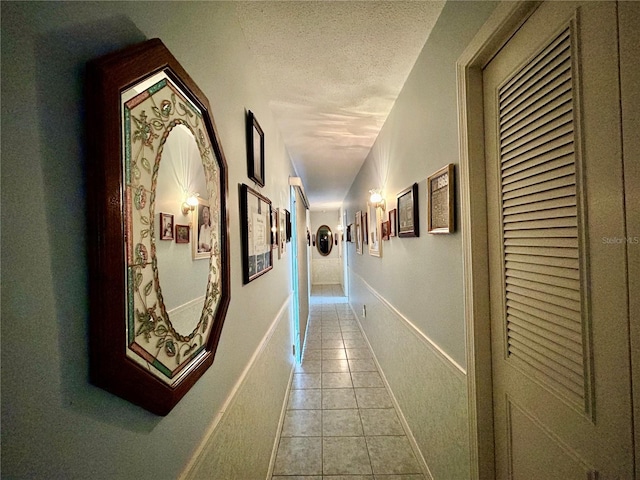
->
182, 194, 199, 215
369, 189, 386, 211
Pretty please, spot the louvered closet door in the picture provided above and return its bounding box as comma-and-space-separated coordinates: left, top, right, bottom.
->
483, 2, 633, 478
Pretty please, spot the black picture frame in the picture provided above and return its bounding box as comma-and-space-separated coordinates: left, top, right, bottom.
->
285, 209, 292, 242
240, 184, 273, 284
246, 110, 265, 187
397, 183, 419, 237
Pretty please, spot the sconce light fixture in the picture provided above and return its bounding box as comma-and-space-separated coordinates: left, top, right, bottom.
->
182, 194, 199, 215
369, 189, 385, 211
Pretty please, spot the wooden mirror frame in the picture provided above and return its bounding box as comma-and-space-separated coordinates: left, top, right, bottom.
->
86, 39, 230, 415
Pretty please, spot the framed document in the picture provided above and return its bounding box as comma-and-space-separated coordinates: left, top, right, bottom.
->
240, 184, 273, 283
427, 164, 455, 234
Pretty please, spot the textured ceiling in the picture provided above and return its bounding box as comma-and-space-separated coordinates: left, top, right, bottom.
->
236, 1, 445, 210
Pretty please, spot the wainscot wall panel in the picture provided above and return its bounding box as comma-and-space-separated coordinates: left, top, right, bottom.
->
349, 271, 469, 479
182, 298, 293, 480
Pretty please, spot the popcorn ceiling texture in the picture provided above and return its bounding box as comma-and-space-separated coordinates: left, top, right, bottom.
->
235, 1, 445, 209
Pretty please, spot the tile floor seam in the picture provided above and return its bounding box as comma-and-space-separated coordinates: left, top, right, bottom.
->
271, 287, 424, 479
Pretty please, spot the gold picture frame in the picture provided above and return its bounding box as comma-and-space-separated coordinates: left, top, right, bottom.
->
427, 164, 455, 234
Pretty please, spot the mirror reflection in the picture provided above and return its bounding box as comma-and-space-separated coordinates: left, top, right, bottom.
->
316, 225, 333, 256
155, 124, 209, 336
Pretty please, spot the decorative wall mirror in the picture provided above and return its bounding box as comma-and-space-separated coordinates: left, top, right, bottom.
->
316, 225, 333, 256
86, 39, 230, 415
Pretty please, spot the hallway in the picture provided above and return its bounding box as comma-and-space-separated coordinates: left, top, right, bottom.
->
271, 285, 425, 479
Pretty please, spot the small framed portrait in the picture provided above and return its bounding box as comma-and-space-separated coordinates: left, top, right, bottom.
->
175, 224, 190, 244
160, 213, 174, 240
388, 208, 397, 237
193, 197, 214, 260
381, 220, 390, 241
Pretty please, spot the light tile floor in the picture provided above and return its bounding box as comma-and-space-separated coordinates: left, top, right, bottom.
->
271, 285, 425, 480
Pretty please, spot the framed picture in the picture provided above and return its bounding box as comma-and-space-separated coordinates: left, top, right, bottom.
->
368, 202, 382, 257
381, 221, 390, 241
355, 211, 363, 254
271, 208, 278, 250
427, 164, 455, 234
240, 184, 273, 283
362, 211, 369, 244
346, 224, 352, 243
312, 234, 316, 247
175, 224, 190, 244
160, 213, 174, 240
246, 110, 265, 187
285, 209, 291, 242
193, 197, 214, 260
388, 208, 397, 237
397, 183, 419, 237
86, 39, 231, 415
278, 208, 287, 258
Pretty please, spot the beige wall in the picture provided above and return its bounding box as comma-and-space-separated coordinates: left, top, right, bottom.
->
1, 2, 295, 478
343, 1, 498, 477
310, 209, 343, 285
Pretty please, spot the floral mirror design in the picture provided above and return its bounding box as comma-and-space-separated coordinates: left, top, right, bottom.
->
87, 39, 230, 415
316, 225, 333, 256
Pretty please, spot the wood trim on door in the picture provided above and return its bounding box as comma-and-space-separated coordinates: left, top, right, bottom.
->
456, 2, 541, 479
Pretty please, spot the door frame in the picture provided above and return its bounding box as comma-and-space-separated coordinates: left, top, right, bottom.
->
456, 2, 541, 479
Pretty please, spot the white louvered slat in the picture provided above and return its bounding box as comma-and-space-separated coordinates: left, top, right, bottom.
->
498, 27, 587, 408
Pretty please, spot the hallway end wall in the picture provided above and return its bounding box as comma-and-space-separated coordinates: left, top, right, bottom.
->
310, 210, 342, 286
343, 1, 498, 478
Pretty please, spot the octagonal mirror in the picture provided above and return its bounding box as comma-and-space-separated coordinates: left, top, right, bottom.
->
87, 39, 230, 415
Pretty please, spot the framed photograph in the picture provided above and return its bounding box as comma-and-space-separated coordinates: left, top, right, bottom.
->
346, 224, 352, 243
193, 197, 213, 260
278, 208, 287, 258
388, 209, 397, 237
175, 224, 190, 244
246, 110, 265, 187
285, 209, 292, 242
86, 39, 231, 415
381, 221, 390, 241
362, 211, 369, 244
397, 183, 419, 237
368, 202, 382, 257
271, 208, 278, 250
240, 184, 273, 283
355, 211, 363, 254
160, 213, 174, 240
427, 164, 455, 234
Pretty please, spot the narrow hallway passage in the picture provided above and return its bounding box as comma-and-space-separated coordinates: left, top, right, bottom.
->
271, 285, 425, 479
